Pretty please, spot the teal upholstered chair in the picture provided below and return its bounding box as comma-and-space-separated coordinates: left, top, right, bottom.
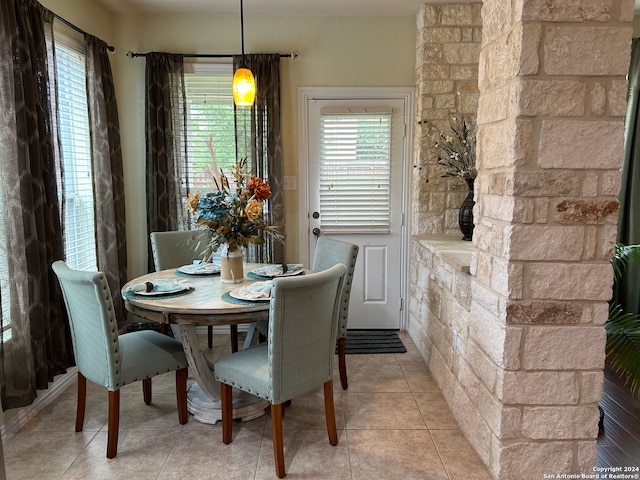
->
312, 237, 359, 390
52, 261, 189, 459
214, 264, 346, 478
150, 230, 236, 350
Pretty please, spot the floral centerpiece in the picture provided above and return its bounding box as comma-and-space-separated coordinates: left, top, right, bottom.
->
430, 112, 477, 241
432, 112, 477, 181
186, 158, 284, 281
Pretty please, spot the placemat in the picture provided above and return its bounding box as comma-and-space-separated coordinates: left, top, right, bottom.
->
221, 291, 270, 305
247, 270, 306, 280
123, 287, 195, 301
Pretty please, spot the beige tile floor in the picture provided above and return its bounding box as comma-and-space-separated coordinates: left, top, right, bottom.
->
3, 332, 493, 479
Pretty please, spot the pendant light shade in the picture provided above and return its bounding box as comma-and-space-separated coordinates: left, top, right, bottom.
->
233, 0, 255, 107
233, 67, 255, 106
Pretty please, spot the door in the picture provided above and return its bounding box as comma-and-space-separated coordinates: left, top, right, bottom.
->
300, 89, 413, 330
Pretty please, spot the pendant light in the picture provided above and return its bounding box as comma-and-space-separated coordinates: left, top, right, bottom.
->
232, 0, 256, 106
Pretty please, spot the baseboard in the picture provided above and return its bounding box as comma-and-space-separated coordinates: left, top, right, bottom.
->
1, 367, 78, 443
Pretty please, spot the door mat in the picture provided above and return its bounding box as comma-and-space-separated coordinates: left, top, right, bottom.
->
338, 329, 407, 354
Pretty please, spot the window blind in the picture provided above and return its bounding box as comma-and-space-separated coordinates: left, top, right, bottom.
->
319, 110, 392, 233
55, 33, 97, 272
184, 67, 236, 192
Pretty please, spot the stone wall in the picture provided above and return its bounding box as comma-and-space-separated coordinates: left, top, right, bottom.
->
408, 1, 634, 478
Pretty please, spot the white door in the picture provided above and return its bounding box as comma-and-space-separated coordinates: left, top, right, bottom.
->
299, 88, 413, 330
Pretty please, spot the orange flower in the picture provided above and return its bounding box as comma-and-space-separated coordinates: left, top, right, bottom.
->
247, 176, 271, 201
186, 192, 200, 215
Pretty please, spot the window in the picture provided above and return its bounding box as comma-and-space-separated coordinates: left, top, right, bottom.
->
184, 64, 236, 192
318, 108, 392, 233
0, 24, 96, 341
53, 29, 97, 272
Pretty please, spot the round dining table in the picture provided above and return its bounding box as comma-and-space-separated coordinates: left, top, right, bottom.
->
121, 262, 277, 424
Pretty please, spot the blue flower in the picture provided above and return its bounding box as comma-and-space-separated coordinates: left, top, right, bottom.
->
197, 191, 231, 221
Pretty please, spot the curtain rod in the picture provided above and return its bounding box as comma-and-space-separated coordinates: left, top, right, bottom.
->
52, 13, 116, 52
126, 51, 297, 59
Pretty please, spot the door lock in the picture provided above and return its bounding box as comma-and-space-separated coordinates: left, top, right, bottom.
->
312, 228, 321, 236
312, 211, 320, 219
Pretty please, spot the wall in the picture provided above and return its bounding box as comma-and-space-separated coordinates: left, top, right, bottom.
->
109, 13, 417, 278
409, 1, 634, 479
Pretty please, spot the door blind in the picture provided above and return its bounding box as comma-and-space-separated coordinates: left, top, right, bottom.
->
319, 110, 392, 233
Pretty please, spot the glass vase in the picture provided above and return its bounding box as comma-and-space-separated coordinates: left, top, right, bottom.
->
220, 247, 244, 283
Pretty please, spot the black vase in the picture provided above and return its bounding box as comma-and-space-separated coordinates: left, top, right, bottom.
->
458, 178, 475, 241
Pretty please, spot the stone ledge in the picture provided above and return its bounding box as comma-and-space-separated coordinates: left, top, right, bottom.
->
413, 235, 474, 273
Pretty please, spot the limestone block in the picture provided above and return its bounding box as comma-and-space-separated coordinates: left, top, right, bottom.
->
580, 371, 604, 404
480, 195, 515, 223
519, 24, 542, 75
498, 442, 572, 479
443, 43, 483, 65
555, 198, 619, 224
434, 94, 456, 109
513, 171, 581, 197
506, 225, 584, 261
521, 405, 599, 439
479, 0, 512, 43
418, 64, 450, 80
501, 371, 579, 404
544, 26, 632, 76
609, 78, 629, 117
591, 82, 606, 115
505, 300, 583, 324
458, 361, 504, 433
477, 83, 512, 123
467, 342, 499, 393
538, 120, 624, 169
451, 65, 479, 80
589, 301, 609, 326
578, 441, 598, 474
523, 325, 606, 370
490, 257, 520, 297
420, 27, 462, 44
441, 4, 483, 26
416, 43, 443, 65
522, 0, 612, 22
619, 0, 635, 21
517, 80, 586, 117
601, 170, 622, 196
481, 30, 521, 88
527, 263, 614, 301
582, 172, 599, 197
469, 301, 506, 366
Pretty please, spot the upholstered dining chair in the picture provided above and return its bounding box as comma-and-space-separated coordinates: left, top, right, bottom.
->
312, 237, 359, 390
51, 260, 188, 459
214, 264, 346, 478
150, 230, 236, 350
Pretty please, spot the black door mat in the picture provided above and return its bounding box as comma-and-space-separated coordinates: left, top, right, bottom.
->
339, 329, 407, 354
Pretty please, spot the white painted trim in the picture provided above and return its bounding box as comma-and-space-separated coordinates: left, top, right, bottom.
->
1, 367, 78, 443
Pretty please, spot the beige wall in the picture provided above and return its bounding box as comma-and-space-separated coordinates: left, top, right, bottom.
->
40, 2, 417, 278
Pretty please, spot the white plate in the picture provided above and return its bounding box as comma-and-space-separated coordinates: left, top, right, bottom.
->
229, 283, 272, 302
178, 263, 221, 275
134, 279, 191, 296
251, 265, 304, 278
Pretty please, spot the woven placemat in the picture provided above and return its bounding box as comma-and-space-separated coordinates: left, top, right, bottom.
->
221, 291, 270, 306
123, 287, 195, 301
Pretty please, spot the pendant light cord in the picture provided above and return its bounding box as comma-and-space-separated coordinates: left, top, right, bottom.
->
240, 0, 246, 65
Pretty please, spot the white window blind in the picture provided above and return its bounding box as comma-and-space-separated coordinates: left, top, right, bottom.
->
184, 65, 236, 192
319, 109, 392, 233
54, 32, 97, 271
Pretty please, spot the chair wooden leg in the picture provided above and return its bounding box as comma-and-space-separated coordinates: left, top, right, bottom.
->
338, 337, 348, 390
207, 325, 213, 349
230, 324, 239, 353
323, 380, 338, 446
176, 368, 188, 425
270, 403, 286, 478
142, 378, 152, 404
107, 389, 120, 459
221, 383, 233, 444
75, 372, 87, 432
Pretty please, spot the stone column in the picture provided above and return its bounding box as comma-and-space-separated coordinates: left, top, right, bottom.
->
474, 0, 633, 477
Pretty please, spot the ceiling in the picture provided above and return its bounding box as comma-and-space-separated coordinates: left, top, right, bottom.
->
95, 0, 469, 16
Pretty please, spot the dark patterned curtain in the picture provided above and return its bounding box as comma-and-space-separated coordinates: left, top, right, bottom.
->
616, 38, 640, 316
145, 53, 187, 272
85, 35, 128, 324
0, 0, 73, 409
233, 54, 285, 263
